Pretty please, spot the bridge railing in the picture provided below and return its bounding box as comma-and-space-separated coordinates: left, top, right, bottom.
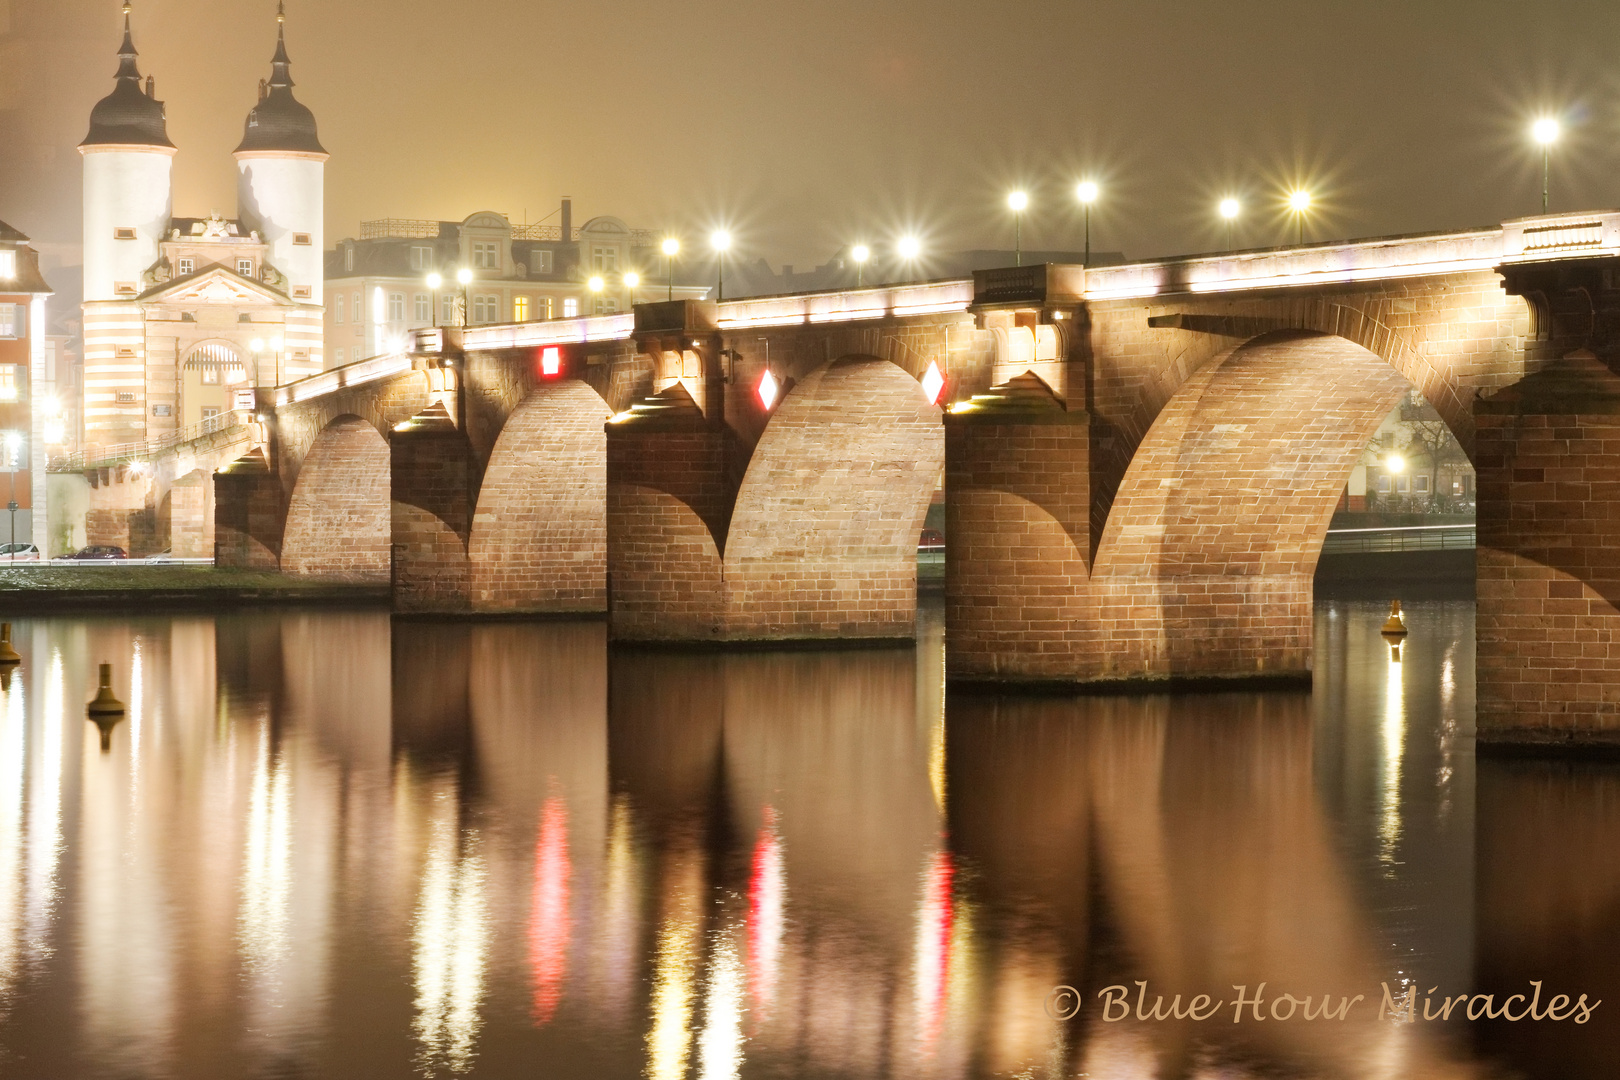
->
1320, 524, 1475, 555
49, 409, 250, 472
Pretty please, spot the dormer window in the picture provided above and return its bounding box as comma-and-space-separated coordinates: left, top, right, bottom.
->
409, 246, 434, 271
0, 251, 14, 279
343, 247, 355, 272
472, 242, 499, 269
530, 249, 553, 274
237, 258, 254, 276
114, 227, 137, 240
177, 258, 195, 276
592, 246, 618, 273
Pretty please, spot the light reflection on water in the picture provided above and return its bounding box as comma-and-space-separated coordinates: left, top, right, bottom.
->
0, 602, 1608, 1077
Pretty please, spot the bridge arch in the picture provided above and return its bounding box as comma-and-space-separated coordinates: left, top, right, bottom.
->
467, 380, 613, 612
1090, 330, 1415, 678
722, 354, 944, 639
279, 414, 391, 581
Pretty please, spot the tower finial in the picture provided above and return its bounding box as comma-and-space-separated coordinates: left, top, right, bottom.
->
277, 1, 285, 24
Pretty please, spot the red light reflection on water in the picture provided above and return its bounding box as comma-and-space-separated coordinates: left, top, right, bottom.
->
746, 807, 785, 1023
527, 796, 571, 1025
914, 851, 954, 1051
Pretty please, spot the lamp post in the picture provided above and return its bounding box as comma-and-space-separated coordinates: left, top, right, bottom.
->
711, 231, 731, 302
1076, 181, 1099, 265
661, 238, 680, 301
456, 267, 472, 327
1532, 117, 1560, 214
851, 244, 870, 287
1219, 197, 1241, 250
4, 432, 18, 560
427, 271, 442, 328
1007, 191, 1028, 266
624, 271, 640, 307
1288, 189, 1312, 245
249, 337, 264, 387
588, 274, 604, 314
270, 334, 284, 387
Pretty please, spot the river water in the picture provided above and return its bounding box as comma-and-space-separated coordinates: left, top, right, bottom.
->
0, 599, 1612, 1079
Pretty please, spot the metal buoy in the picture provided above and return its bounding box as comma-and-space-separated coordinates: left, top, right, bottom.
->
1381, 600, 1409, 639
0, 623, 20, 666
87, 664, 125, 716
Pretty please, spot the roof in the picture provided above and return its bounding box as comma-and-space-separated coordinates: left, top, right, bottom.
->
80, 9, 173, 149
234, 10, 324, 155
0, 221, 28, 244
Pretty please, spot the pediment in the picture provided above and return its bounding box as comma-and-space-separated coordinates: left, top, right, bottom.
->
141, 266, 289, 306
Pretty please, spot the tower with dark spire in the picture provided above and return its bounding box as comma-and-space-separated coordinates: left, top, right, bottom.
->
79, 0, 177, 444
235, 0, 328, 311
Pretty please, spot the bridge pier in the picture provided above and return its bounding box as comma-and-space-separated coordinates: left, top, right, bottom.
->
391, 403, 476, 613
214, 449, 284, 569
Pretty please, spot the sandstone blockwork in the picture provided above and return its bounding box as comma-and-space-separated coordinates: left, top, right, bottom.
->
1476, 353, 1620, 746
280, 415, 391, 581
392, 404, 477, 613
468, 380, 612, 613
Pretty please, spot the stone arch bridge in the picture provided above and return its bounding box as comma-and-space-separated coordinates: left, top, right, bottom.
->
214, 211, 1620, 748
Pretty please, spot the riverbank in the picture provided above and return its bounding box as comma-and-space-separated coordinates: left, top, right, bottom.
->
0, 566, 389, 612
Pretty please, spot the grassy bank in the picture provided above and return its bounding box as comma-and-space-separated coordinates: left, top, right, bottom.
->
0, 566, 389, 611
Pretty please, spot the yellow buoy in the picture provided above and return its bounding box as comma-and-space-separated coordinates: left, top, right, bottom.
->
0, 623, 19, 666
1381, 600, 1409, 639
87, 664, 125, 716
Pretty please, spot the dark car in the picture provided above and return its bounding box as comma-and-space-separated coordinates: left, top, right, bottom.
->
65, 545, 128, 560
918, 528, 945, 553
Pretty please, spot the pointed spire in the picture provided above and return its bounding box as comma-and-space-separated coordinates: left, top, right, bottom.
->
234, 0, 324, 155
81, 0, 173, 148
116, 2, 141, 83
269, 1, 292, 87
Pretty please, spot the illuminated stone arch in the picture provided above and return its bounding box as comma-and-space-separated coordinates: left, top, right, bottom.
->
279, 414, 391, 581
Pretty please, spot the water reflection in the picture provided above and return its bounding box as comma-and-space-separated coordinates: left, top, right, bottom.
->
0, 603, 1608, 1077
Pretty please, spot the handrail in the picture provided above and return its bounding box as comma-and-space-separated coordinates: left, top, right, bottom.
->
48, 409, 250, 472
1320, 525, 1475, 555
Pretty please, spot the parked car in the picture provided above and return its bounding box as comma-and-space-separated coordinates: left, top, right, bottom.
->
0, 543, 40, 562
64, 545, 127, 560
918, 528, 945, 554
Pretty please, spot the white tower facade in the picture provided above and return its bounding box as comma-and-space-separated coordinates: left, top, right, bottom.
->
82, 147, 172, 302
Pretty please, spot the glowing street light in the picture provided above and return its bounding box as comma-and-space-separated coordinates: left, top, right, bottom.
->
897, 235, 921, 269
1219, 197, 1241, 250
1076, 181, 1099, 265
1532, 116, 1561, 214
426, 271, 443, 327
624, 271, 640, 305
851, 243, 870, 287
661, 237, 680, 301
588, 275, 604, 314
1386, 452, 1406, 473
711, 230, 731, 302
456, 266, 473, 327
1007, 190, 1029, 266
1288, 189, 1313, 245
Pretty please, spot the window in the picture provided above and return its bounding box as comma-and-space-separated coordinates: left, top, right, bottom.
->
333, 347, 344, 364
1377, 475, 1392, 494
201, 406, 220, 421
472, 295, 499, 323
441, 294, 456, 324
593, 295, 618, 315
410, 246, 434, 272
513, 296, 530, 322
352, 292, 362, 322
389, 292, 405, 322
1414, 475, 1430, 493
0, 366, 17, 401
562, 297, 578, 318
592, 246, 618, 272
539, 296, 553, 319
472, 242, 499, 269
293, 285, 311, 299
293, 233, 312, 246
0, 251, 15, 279
114, 227, 137, 240
334, 299, 344, 324
116, 391, 136, 404
201, 366, 220, 384
0, 305, 21, 339
115, 282, 137, 296
180, 311, 196, 322
237, 258, 254, 277
530, 249, 553, 274
176, 257, 194, 276
344, 247, 355, 272
1396, 475, 1410, 494
415, 293, 430, 322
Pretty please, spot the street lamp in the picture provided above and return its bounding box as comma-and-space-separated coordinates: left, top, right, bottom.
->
711, 231, 731, 302
1219, 197, 1241, 250
1076, 181, 1099, 265
270, 334, 285, 386
1532, 116, 1561, 214
624, 271, 640, 306
897, 235, 921, 275
661, 237, 680, 302
588, 274, 604, 314
851, 243, 870, 287
1007, 190, 1029, 266
427, 271, 443, 328
456, 267, 472, 327
1288, 189, 1313, 245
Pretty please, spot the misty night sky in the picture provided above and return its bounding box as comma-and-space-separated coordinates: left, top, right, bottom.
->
6, 0, 1620, 280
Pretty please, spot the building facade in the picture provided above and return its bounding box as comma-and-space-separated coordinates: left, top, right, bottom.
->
0, 222, 53, 550
324, 205, 708, 365
79, 3, 324, 449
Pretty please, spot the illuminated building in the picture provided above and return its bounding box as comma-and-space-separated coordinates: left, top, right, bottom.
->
78, 4, 325, 448
324, 205, 709, 364
0, 222, 52, 549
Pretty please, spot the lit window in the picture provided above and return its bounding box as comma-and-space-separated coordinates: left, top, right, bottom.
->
592, 246, 618, 272
237, 258, 254, 276
531, 249, 553, 274
514, 296, 530, 322
410, 246, 434, 271
201, 366, 220, 385
389, 292, 405, 322
473, 242, 499, 269
0, 431, 24, 469
562, 297, 578, 318
0, 366, 17, 401
0, 305, 20, 339
0, 251, 15, 279
372, 286, 385, 324
539, 296, 553, 319
415, 293, 430, 321
1377, 475, 1392, 494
